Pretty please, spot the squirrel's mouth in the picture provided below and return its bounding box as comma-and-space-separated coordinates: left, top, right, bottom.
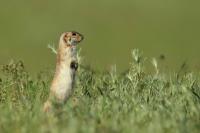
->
68, 37, 78, 46
68, 35, 83, 45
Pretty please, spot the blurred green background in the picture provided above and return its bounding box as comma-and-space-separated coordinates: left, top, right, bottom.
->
0, 0, 200, 74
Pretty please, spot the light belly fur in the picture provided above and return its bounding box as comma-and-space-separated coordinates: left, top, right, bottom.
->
52, 65, 75, 102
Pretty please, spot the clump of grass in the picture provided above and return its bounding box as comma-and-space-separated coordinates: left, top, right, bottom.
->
0, 49, 200, 133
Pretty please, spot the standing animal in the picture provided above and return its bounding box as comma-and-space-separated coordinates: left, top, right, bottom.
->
43, 31, 84, 112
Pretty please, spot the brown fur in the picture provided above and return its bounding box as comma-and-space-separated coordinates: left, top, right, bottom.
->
43, 31, 84, 112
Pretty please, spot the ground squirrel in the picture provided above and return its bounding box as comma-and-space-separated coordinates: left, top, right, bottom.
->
43, 31, 84, 112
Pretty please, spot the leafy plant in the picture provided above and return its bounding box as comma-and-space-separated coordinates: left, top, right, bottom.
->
0, 50, 199, 133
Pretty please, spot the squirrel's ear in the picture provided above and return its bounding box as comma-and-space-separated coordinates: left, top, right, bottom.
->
60, 32, 68, 43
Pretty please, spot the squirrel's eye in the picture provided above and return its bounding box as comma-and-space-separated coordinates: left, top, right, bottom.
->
72, 33, 76, 36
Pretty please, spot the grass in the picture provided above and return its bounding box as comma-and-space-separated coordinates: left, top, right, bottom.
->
0, 49, 200, 133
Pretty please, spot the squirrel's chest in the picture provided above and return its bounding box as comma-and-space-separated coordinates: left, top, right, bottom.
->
63, 47, 77, 59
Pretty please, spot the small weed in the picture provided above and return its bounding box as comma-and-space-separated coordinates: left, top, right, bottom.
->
0, 50, 199, 133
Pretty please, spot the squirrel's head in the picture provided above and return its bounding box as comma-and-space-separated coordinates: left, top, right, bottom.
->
60, 31, 84, 46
